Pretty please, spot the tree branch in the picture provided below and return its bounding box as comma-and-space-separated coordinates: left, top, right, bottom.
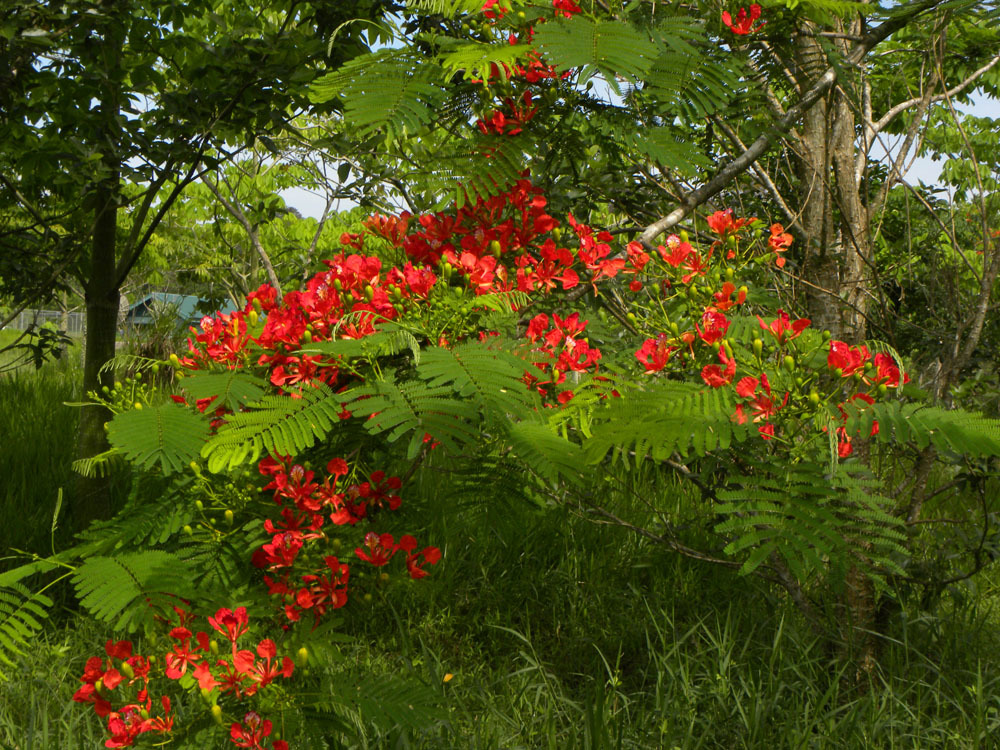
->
638, 0, 948, 247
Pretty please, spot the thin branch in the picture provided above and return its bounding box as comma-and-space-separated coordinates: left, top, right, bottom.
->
638, 0, 948, 247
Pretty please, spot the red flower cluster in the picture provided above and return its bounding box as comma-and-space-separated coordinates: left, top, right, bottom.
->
231, 711, 288, 750
477, 92, 538, 136
73, 607, 292, 748
758, 310, 810, 345
722, 4, 764, 35
524, 312, 602, 404
734, 373, 788, 440
402, 180, 581, 296
253, 455, 438, 626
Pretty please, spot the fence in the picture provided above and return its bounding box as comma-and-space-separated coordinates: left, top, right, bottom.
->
4, 309, 86, 336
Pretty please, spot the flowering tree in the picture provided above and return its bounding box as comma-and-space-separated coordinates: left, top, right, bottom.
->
3, 2, 1000, 746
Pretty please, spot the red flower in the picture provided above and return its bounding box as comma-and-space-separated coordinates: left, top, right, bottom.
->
870, 352, 909, 388
768, 224, 792, 267
757, 309, 810, 344
722, 4, 764, 35
398, 535, 442, 579
355, 532, 398, 566
706, 209, 754, 236
208, 606, 249, 645
827, 341, 870, 376
635, 335, 676, 373
696, 310, 730, 346
733, 373, 787, 439
701, 348, 736, 388
230, 711, 285, 750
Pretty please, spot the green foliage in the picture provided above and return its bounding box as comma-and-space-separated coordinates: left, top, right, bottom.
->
533, 16, 660, 91
0, 583, 53, 678
71, 551, 199, 632
583, 380, 752, 465
178, 371, 266, 412
106, 403, 211, 475
847, 400, 1000, 457
715, 462, 907, 582
310, 50, 449, 141
201, 382, 346, 471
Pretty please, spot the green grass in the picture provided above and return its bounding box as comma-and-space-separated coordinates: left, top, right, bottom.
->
3, 370, 1000, 748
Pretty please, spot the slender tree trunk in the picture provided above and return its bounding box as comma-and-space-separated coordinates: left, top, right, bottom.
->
74, 0, 123, 527
75, 181, 120, 526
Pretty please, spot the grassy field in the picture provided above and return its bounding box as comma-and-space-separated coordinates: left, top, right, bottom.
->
2, 347, 1000, 748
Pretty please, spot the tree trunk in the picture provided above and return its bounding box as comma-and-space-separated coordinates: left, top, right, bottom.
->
74, 181, 120, 527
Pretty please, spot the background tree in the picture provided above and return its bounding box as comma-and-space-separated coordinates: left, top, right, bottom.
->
0, 0, 393, 523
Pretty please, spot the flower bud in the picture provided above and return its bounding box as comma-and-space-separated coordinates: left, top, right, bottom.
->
134, 402, 142, 410
210, 639, 220, 655
190, 461, 200, 474
252, 297, 263, 312
725, 267, 734, 281
302, 329, 313, 344
878, 383, 888, 396
195, 500, 204, 511
752, 339, 763, 357
150, 364, 159, 375
364, 593, 373, 603
489, 240, 502, 257
121, 662, 135, 679
822, 330, 831, 341
169, 354, 180, 367
248, 309, 259, 325
679, 230, 689, 244
224, 509, 234, 526
183, 525, 193, 536
669, 322, 680, 337
808, 391, 820, 405
333, 279, 343, 292
364, 285, 375, 302
380, 572, 390, 583
297, 647, 309, 667
211, 705, 223, 724
783, 355, 795, 373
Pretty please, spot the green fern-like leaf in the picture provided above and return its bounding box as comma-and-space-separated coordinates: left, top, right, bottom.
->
310, 50, 448, 141
417, 341, 535, 420
715, 463, 907, 580
845, 400, 1000, 457
318, 671, 448, 732
72, 551, 198, 632
107, 404, 211, 475
201, 383, 345, 472
303, 325, 422, 365
583, 380, 751, 465
533, 16, 661, 91
0, 583, 53, 678
179, 371, 266, 412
